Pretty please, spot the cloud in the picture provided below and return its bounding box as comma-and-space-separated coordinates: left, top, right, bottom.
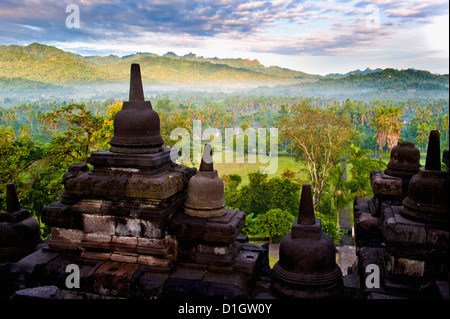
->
0, 0, 448, 75
354, 0, 449, 21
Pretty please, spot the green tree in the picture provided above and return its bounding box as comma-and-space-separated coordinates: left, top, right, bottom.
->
226, 172, 271, 216
254, 208, 295, 244
241, 213, 257, 236
224, 171, 301, 217
91, 101, 122, 151
371, 106, 403, 156
346, 144, 381, 198
266, 177, 301, 216
327, 163, 350, 230
0, 126, 42, 211
41, 103, 104, 164
278, 100, 356, 208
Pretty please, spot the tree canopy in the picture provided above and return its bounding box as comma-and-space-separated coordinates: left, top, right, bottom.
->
278, 100, 357, 208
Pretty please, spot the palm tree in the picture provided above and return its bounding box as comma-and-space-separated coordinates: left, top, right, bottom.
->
372, 106, 403, 157
386, 107, 403, 150
416, 122, 430, 152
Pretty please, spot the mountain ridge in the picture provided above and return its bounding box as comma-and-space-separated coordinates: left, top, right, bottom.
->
0, 43, 448, 93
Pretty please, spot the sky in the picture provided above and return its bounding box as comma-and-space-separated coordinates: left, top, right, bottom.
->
0, 0, 448, 75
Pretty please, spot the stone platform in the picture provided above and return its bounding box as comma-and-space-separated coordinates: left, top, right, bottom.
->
0, 237, 265, 299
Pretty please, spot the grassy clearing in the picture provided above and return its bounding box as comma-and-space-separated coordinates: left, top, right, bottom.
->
183, 149, 309, 185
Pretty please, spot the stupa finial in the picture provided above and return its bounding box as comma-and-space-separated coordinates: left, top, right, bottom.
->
298, 184, 315, 225
199, 144, 214, 172
6, 183, 20, 213
129, 63, 145, 102
425, 130, 441, 171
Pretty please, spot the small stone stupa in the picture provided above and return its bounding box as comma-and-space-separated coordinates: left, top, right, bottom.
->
109, 63, 163, 154
0, 183, 41, 262
184, 144, 227, 218
271, 184, 343, 298
170, 144, 247, 267
400, 130, 449, 225
370, 141, 421, 216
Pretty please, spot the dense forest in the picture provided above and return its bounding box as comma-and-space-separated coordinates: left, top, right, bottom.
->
1, 93, 448, 243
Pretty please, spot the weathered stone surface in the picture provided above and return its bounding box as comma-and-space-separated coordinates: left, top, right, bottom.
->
11, 285, 63, 300
291, 218, 322, 239
136, 235, 177, 257
385, 254, 425, 277
194, 242, 241, 267
355, 212, 380, 248
203, 210, 246, 244
110, 236, 138, 253
140, 219, 164, 238
137, 255, 174, 268
371, 173, 403, 196
385, 212, 427, 246
65, 172, 93, 196
169, 213, 206, 242
354, 198, 370, 211
88, 149, 172, 172
94, 261, 139, 297
48, 227, 84, 250
233, 249, 261, 276
100, 200, 131, 217
125, 171, 185, 200
185, 206, 227, 218
115, 217, 141, 237
82, 214, 115, 236
131, 268, 169, 298
81, 250, 112, 261
42, 200, 83, 229
111, 252, 138, 263
9, 248, 60, 282
0, 216, 40, 246
73, 200, 104, 215
106, 175, 129, 197
81, 233, 112, 250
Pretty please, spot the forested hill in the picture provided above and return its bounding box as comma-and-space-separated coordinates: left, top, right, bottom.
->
320, 68, 449, 90
0, 43, 448, 96
0, 43, 292, 86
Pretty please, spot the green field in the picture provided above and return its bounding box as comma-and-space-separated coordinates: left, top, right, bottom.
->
184, 150, 309, 185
